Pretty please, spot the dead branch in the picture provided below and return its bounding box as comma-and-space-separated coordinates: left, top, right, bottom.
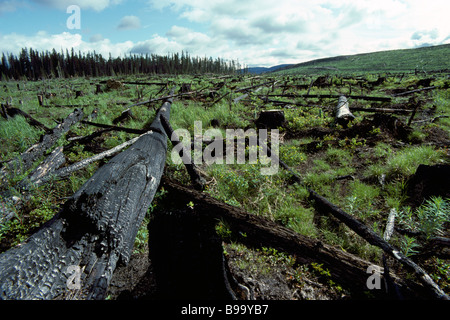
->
309, 189, 449, 300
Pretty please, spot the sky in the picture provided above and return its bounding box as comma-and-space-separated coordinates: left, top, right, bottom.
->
0, 0, 449, 67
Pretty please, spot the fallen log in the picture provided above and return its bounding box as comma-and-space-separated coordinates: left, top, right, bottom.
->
392, 86, 438, 97
309, 189, 449, 300
17, 146, 66, 190
350, 107, 414, 114
235, 80, 275, 93
207, 91, 230, 108
65, 128, 114, 150
0, 109, 83, 184
160, 179, 415, 298
159, 114, 205, 190
125, 86, 206, 109
381, 208, 403, 299
335, 95, 355, 127
0, 104, 51, 132
30, 134, 144, 188
0, 147, 66, 224
0, 98, 172, 300
257, 94, 392, 102
81, 120, 149, 135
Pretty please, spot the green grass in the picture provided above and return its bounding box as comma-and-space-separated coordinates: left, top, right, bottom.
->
275, 43, 450, 75
1, 70, 449, 298
0, 116, 43, 161
386, 145, 446, 178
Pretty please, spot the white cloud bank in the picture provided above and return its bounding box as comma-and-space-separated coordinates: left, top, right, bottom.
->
1, 0, 449, 67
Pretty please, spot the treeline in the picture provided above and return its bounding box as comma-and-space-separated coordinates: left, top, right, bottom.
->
0, 48, 241, 80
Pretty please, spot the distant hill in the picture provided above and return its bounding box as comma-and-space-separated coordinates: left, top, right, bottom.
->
241, 64, 294, 74
272, 43, 450, 75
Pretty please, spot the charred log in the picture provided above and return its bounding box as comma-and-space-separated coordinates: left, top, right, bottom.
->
0, 98, 171, 300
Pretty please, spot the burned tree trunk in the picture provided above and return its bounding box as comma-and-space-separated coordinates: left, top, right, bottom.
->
0, 98, 172, 300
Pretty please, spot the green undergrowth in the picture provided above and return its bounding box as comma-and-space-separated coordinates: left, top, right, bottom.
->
1, 72, 449, 298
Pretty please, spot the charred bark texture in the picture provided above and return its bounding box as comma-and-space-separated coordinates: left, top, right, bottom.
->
0, 98, 172, 300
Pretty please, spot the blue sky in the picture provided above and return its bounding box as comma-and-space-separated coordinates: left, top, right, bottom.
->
0, 0, 449, 67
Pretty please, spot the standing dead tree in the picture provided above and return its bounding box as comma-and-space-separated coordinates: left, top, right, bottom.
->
0, 96, 173, 300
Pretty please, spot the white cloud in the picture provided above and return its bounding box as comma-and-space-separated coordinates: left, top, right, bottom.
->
117, 15, 141, 30
0, 31, 134, 58
31, 0, 123, 11
145, 0, 450, 66
130, 35, 182, 55
2, 0, 449, 67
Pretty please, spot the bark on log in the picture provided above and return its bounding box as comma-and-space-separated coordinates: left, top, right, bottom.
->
17, 146, 66, 190
0, 109, 83, 184
335, 95, 355, 126
0, 99, 172, 300
309, 189, 449, 300
257, 94, 392, 102
235, 80, 275, 93
350, 107, 414, 114
112, 108, 133, 125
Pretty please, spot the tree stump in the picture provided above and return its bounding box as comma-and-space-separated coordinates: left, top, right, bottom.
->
335, 95, 355, 127
256, 110, 285, 129
112, 108, 134, 125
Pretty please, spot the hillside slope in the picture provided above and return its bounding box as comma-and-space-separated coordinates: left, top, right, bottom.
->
274, 43, 450, 75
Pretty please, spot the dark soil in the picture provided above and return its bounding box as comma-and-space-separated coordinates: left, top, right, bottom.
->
107, 243, 344, 300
